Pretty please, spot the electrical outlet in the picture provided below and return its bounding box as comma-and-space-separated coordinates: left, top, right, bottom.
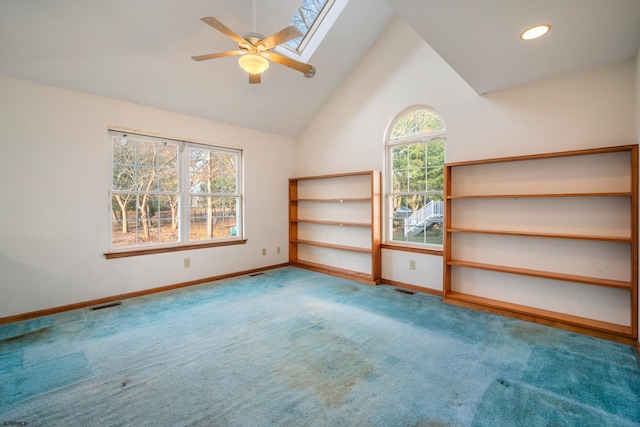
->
262, 248, 266, 256
184, 258, 190, 268
276, 247, 281, 255
409, 260, 416, 270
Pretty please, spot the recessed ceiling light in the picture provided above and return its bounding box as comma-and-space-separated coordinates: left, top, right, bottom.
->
520, 24, 551, 40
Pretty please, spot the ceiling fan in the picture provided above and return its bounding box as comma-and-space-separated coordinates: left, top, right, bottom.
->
191, 3, 317, 84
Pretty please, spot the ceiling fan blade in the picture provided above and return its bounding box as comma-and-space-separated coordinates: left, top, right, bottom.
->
265, 52, 316, 78
201, 17, 250, 47
257, 25, 303, 50
249, 73, 261, 84
191, 50, 245, 61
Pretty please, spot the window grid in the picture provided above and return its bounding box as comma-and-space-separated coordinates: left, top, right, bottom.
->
110, 132, 242, 250
385, 107, 445, 247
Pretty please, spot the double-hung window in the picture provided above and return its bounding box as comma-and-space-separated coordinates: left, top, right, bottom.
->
385, 107, 445, 248
109, 131, 242, 253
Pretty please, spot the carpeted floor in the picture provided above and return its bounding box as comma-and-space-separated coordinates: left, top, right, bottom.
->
1, 266, 639, 426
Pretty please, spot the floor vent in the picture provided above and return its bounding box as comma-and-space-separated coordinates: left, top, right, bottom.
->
394, 288, 415, 295
249, 272, 265, 277
90, 302, 122, 311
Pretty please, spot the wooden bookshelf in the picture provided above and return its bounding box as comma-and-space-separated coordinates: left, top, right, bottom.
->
289, 171, 381, 285
443, 145, 638, 341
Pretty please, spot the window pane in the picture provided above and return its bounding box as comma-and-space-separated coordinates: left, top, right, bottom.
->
158, 144, 178, 192
189, 148, 207, 193
393, 143, 433, 193
136, 195, 161, 245
408, 144, 427, 193
391, 109, 444, 140
392, 146, 409, 192
218, 152, 237, 193
135, 139, 157, 166
112, 138, 136, 191
159, 167, 178, 192
111, 193, 137, 248
190, 196, 239, 240
157, 143, 178, 168
390, 195, 444, 245
427, 166, 444, 191
137, 166, 158, 192
427, 138, 445, 166
159, 195, 179, 243
190, 148, 238, 195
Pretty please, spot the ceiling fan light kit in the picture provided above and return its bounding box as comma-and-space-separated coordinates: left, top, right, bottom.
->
191, 3, 316, 84
239, 54, 269, 74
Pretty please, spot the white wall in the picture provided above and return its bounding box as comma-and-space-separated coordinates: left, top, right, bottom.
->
0, 75, 295, 318
295, 17, 637, 291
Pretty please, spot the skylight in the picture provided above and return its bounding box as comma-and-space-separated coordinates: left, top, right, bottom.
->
285, 0, 335, 52
275, 0, 348, 63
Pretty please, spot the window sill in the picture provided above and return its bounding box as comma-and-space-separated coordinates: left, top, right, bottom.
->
104, 239, 247, 259
381, 243, 443, 256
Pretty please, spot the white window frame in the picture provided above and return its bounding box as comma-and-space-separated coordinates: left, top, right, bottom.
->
107, 130, 244, 256
384, 106, 446, 251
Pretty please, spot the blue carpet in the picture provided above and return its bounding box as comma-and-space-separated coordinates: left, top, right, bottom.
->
0, 267, 638, 426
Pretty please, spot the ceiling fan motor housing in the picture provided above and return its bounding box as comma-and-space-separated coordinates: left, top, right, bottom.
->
241, 32, 266, 46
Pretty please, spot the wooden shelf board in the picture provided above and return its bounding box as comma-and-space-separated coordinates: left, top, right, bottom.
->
444, 291, 633, 336
293, 197, 371, 202
447, 192, 631, 199
292, 239, 372, 253
444, 144, 637, 168
448, 260, 631, 289
290, 260, 378, 285
293, 219, 371, 227
290, 171, 375, 181
447, 228, 631, 242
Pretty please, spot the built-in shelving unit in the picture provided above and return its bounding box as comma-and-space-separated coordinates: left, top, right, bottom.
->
289, 171, 381, 285
443, 145, 638, 342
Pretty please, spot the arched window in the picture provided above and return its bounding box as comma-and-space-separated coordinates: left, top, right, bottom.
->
385, 106, 445, 247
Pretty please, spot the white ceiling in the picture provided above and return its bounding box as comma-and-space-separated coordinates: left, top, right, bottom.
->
388, 0, 640, 95
1, 1, 639, 138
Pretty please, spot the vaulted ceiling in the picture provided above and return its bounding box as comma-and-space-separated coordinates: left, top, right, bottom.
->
1, 0, 639, 138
